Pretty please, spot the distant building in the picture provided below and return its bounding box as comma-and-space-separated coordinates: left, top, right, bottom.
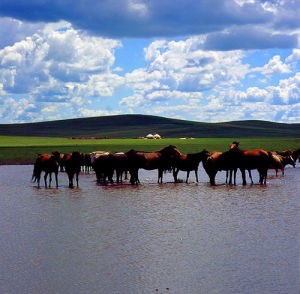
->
146, 133, 154, 139
145, 133, 161, 139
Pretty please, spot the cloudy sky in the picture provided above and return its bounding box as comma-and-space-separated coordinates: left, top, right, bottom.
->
0, 0, 299, 123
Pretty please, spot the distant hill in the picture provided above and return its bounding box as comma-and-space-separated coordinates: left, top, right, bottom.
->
0, 114, 299, 138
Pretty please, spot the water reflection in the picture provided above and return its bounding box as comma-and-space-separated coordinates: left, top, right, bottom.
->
0, 165, 299, 294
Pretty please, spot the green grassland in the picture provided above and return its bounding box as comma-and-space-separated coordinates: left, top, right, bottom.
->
1, 136, 299, 165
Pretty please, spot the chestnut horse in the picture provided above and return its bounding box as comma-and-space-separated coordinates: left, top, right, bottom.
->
127, 145, 182, 184
64, 151, 82, 188
202, 149, 271, 185
173, 150, 210, 183
32, 151, 60, 188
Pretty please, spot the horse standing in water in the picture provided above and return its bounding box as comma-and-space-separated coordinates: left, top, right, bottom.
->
64, 152, 82, 188
92, 152, 115, 185
173, 150, 210, 183
127, 145, 182, 184
268, 152, 295, 175
32, 151, 60, 188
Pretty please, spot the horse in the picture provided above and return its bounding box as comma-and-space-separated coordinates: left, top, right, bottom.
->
92, 152, 115, 185
173, 150, 209, 183
202, 151, 223, 185
238, 149, 271, 185
32, 151, 60, 188
202, 149, 271, 185
64, 152, 82, 188
276, 149, 300, 162
111, 152, 130, 183
127, 145, 182, 184
269, 152, 295, 175
81, 153, 92, 173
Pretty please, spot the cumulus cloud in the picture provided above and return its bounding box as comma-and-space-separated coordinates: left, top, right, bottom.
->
252, 55, 291, 76
121, 37, 249, 109
120, 37, 300, 122
0, 17, 44, 49
0, 22, 123, 121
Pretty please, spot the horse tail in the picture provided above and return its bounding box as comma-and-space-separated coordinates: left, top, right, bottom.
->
31, 160, 41, 182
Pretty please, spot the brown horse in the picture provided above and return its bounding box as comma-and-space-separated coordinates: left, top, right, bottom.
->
202, 149, 271, 185
173, 150, 209, 183
64, 151, 82, 188
276, 149, 300, 162
32, 151, 60, 188
127, 145, 182, 184
269, 152, 295, 175
239, 149, 271, 185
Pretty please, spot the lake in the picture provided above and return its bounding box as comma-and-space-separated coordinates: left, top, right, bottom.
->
0, 164, 299, 294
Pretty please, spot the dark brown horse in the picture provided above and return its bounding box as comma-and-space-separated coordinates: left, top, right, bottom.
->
64, 152, 82, 188
92, 152, 115, 185
32, 151, 60, 188
127, 145, 182, 184
111, 152, 130, 183
173, 150, 209, 183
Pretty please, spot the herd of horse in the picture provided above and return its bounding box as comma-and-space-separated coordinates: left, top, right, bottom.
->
31, 143, 300, 188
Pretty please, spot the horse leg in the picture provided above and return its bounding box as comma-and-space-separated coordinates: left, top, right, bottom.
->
186, 171, 191, 183
173, 168, 178, 182
225, 170, 229, 184
44, 172, 48, 188
233, 169, 237, 185
247, 170, 253, 184
158, 169, 163, 184
55, 171, 58, 188
195, 170, 199, 182
75, 172, 79, 187
68, 173, 73, 188
209, 171, 217, 186
37, 173, 41, 188
240, 169, 247, 185
49, 172, 52, 188
229, 170, 233, 185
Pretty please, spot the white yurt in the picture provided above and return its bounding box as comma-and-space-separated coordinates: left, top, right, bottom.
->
153, 134, 161, 139
146, 133, 154, 139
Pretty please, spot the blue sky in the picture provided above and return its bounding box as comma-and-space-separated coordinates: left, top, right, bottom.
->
0, 0, 299, 123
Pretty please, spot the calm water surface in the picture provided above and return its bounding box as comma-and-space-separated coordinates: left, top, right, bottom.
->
0, 164, 299, 294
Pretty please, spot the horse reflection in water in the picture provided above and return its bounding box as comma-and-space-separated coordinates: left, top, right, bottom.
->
127, 145, 182, 184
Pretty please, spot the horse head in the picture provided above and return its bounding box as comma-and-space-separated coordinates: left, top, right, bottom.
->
230, 141, 240, 149
159, 145, 182, 159
284, 155, 296, 168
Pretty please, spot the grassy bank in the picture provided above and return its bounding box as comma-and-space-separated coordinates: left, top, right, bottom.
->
1, 136, 299, 165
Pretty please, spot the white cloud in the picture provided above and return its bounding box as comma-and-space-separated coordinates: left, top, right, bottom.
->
0, 23, 123, 121
286, 49, 300, 62
252, 55, 291, 76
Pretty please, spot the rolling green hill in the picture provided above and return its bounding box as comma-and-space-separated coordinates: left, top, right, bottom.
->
0, 114, 299, 138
